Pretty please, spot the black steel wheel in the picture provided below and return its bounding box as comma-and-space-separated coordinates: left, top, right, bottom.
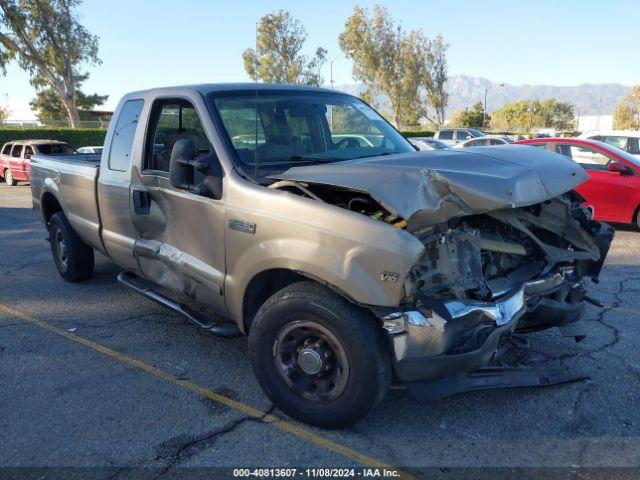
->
49, 212, 94, 282
249, 281, 391, 429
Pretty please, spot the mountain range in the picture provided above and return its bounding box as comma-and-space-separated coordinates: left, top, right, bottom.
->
336, 75, 630, 118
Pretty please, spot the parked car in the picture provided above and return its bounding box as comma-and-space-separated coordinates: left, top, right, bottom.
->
458, 135, 511, 148
578, 130, 640, 156
516, 137, 640, 226
433, 128, 485, 146
0, 139, 75, 186
409, 137, 449, 151
77, 146, 104, 154
31, 84, 612, 428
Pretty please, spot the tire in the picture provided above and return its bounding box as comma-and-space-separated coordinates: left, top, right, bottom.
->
49, 212, 94, 282
4, 169, 16, 186
248, 281, 391, 429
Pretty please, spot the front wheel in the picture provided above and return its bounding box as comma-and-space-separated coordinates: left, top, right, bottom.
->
248, 281, 391, 429
4, 169, 16, 186
49, 212, 94, 282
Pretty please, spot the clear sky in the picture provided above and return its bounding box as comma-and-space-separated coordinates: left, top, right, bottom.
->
1, 0, 639, 118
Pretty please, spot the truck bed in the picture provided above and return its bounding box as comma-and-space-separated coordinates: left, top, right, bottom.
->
30, 153, 104, 251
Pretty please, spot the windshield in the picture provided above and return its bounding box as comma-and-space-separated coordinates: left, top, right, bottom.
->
426, 138, 449, 149
468, 129, 486, 137
208, 90, 415, 181
37, 143, 75, 155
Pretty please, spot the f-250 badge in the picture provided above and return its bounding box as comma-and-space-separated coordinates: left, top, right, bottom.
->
229, 219, 256, 234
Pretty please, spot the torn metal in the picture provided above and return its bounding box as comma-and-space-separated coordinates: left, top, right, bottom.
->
273, 146, 614, 389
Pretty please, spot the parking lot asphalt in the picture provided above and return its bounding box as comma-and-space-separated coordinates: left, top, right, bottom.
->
1, 182, 640, 478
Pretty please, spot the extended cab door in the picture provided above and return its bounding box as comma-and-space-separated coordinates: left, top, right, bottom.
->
129, 96, 227, 312
97, 98, 146, 269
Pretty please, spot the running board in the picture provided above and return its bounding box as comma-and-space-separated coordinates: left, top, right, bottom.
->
407, 366, 589, 401
116, 271, 241, 338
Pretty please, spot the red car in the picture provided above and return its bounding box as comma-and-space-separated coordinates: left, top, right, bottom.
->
0, 139, 75, 186
515, 137, 640, 226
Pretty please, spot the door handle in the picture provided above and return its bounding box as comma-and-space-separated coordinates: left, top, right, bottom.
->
132, 189, 151, 215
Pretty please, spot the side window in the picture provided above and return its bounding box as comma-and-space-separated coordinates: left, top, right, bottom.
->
438, 130, 453, 140
489, 138, 503, 145
457, 130, 471, 140
628, 138, 640, 155
146, 100, 211, 172
556, 144, 611, 170
2, 143, 12, 155
24, 146, 34, 158
108, 99, 144, 172
11, 144, 23, 158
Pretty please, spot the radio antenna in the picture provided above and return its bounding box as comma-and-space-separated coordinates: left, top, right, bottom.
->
254, 21, 259, 180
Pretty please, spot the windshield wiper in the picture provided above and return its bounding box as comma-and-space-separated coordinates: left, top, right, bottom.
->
353, 151, 400, 159
288, 155, 341, 163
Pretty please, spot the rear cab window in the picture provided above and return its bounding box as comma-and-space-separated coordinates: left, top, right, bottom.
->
108, 99, 144, 172
438, 130, 453, 140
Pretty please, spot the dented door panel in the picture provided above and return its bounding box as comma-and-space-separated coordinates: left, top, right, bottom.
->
130, 174, 227, 312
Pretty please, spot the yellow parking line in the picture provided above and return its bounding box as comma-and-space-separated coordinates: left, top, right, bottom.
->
0, 303, 415, 479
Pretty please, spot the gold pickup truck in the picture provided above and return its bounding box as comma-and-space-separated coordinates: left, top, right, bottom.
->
30, 84, 613, 428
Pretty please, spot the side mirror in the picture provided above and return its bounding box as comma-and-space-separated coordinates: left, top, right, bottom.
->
24, 154, 31, 160
169, 139, 223, 199
607, 162, 632, 175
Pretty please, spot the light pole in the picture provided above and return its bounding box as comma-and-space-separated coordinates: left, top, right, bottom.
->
483, 83, 504, 129
330, 50, 354, 90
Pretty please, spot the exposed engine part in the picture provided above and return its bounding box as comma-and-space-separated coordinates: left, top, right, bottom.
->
271, 181, 403, 225
408, 195, 609, 304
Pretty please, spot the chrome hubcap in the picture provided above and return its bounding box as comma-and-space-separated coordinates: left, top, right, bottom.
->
298, 348, 323, 375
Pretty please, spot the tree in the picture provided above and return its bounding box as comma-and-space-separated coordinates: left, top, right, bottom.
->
339, 5, 446, 129
0, 0, 101, 127
450, 102, 486, 128
613, 86, 640, 130
243, 10, 327, 86
423, 34, 448, 128
490, 99, 574, 131
30, 79, 107, 123
0, 104, 9, 123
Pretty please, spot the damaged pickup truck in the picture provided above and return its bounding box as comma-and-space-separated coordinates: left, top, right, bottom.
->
30, 84, 613, 429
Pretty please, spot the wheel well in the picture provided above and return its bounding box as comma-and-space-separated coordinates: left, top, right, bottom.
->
242, 269, 306, 331
632, 204, 640, 226
42, 192, 63, 224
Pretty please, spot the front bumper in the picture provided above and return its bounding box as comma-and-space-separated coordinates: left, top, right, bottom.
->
383, 287, 526, 382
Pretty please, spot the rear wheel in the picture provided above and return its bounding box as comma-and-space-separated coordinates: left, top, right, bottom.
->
248, 281, 391, 429
635, 208, 640, 230
4, 169, 16, 186
49, 212, 94, 282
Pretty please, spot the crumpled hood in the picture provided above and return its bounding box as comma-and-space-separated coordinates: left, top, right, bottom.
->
272, 145, 589, 230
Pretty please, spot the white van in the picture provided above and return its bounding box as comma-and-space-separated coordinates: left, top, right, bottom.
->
578, 130, 640, 156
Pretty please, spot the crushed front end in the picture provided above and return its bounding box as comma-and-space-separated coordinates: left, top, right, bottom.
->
383, 193, 614, 386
